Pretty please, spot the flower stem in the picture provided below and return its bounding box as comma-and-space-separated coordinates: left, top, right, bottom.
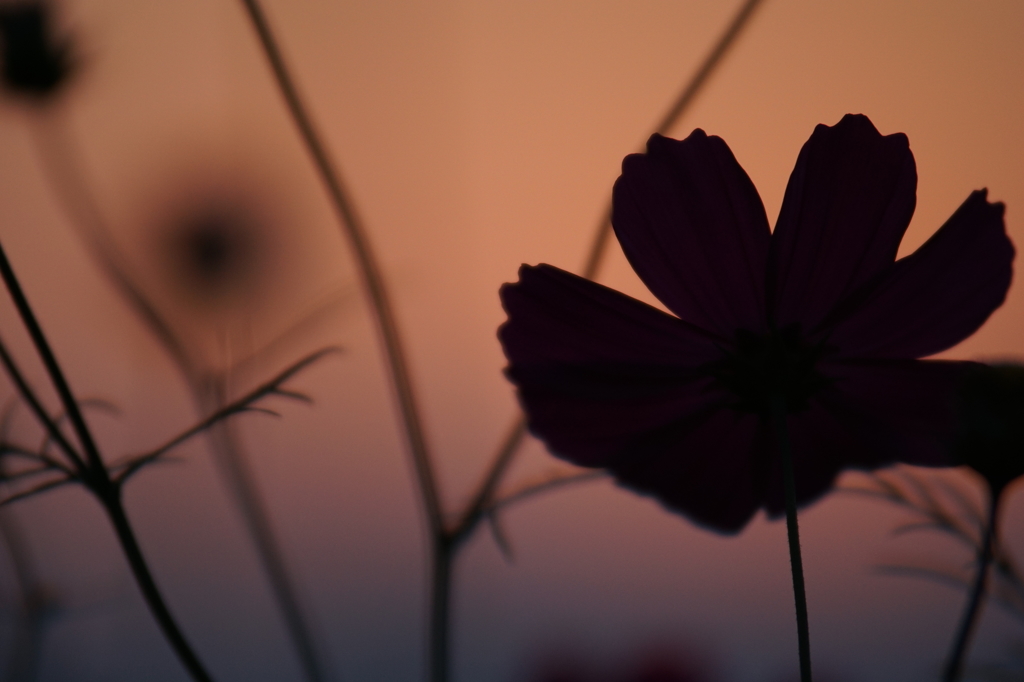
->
942, 487, 1001, 682
101, 491, 215, 682
207, 412, 328, 682
0, 238, 217, 682
770, 397, 812, 682
238, 4, 447, 680
237, 0, 443, 537
0, 498, 53, 682
31, 113, 331, 682
430, 536, 454, 682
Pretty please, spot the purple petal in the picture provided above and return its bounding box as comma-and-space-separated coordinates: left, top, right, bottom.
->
826, 191, 1013, 359
612, 130, 771, 337
762, 359, 968, 516
607, 408, 769, 534
499, 264, 724, 468
768, 114, 917, 334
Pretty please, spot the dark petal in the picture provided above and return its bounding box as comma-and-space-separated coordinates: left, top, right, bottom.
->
612, 130, 771, 336
609, 408, 769, 534
826, 191, 1013, 359
762, 359, 967, 516
768, 114, 917, 334
499, 264, 723, 468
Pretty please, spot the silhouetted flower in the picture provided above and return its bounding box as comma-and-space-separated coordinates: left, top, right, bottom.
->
0, 3, 71, 96
954, 362, 1024, 495
499, 114, 1013, 533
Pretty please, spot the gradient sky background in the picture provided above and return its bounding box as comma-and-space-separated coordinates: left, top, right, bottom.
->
0, 1, 1022, 681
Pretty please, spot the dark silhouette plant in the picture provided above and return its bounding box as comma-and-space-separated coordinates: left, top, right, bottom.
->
498, 115, 1014, 682
0, 234, 333, 682
236, 1, 766, 679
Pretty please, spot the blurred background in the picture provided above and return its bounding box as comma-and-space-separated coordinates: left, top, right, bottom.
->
0, 0, 1021, 680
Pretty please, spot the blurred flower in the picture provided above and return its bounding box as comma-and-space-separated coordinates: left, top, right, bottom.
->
528, 645, 717, 682
499, 114, 1013, 533
0, 2, 71, 97
158, 198, 266, 310
954, 362, 1024, 495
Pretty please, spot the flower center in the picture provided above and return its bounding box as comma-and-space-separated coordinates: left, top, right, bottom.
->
713, 325, 829, 415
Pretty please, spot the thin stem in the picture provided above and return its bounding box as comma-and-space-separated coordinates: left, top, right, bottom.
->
114, 347, 334, 481
29, 115, 194, 376
453, 418, 525, 546
0, 484, 53, 682
203, 386, 327, 682
238, 0, 443, 539
771, 397, 812, 682
0, 334, 85, 475
486, 470, 607, 517
101, 493, 215, 682
0, 240, 105, 476
430, 538, 453, 682
943, 488, 1001, 682
0, 236, 216, 681
32, 112, 333, 682
580, 0, 765, 281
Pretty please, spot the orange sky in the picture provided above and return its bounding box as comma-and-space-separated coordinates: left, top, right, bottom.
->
0, 1, 1022, 680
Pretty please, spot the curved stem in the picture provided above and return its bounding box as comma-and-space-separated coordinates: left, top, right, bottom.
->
28, 115, 194, 376
0, 494, 53, 682
943, 487, 1001, 682
32, 114, 332, 682
580, 0, 765, 281
0, 240, 104, 476
203, 385, 328, 682
102, 493, 215, 682
771, 397, 812, 682
0, 236, 216, 681
237, 0, 443, 539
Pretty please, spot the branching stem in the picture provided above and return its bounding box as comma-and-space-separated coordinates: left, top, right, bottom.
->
238, 2, 766, 681
0, 237, 216, 682
943, 488, 1001, 682
102, 492, 214, 682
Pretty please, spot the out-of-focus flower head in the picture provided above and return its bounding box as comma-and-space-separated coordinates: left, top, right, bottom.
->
529, 645, 717, 682
954, 362, 1024, 494
0, 2, 71, 97
161, 201, 263, 309
499, 114, 1014, 533
143, 171, 287, 324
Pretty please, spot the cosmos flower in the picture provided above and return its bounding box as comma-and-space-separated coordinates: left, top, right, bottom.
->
499, 114, 1013, 533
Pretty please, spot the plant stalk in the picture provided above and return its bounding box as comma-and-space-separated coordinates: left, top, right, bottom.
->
102, 492, 215, 682
771, 397, 812, 682
31, 112, 331, 682
237, 0, 443, 538
205, 399, 327, 682
942, 487, 1001, 682
430, 536, 454, 682
0, 237, 216, 682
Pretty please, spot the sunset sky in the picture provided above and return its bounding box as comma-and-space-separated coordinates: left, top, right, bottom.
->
0, 1, 1022, 681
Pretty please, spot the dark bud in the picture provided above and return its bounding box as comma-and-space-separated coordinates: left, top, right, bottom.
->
954, 362, 1024, 494
0, 3, 71, 96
